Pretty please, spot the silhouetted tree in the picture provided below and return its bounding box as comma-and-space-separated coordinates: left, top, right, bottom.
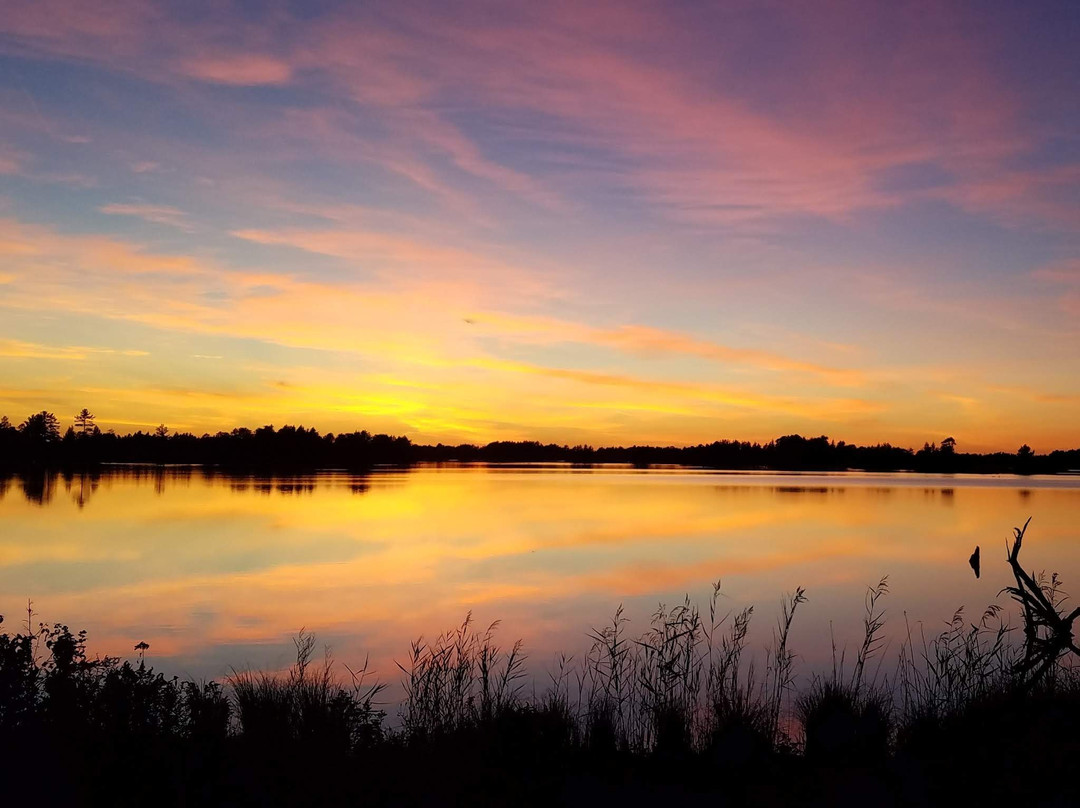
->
1015, 444, 1035, 475
1, 408, 1078, 474
74, 408, 96, 436
0, 416, 18, 471
19, 411, 61, 443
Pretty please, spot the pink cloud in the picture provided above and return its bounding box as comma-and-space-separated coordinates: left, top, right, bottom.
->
1033, 259, 1080, 318
0, 0, 160, 61
1, 1, 1070, 229
1032, 259, 1080, 286
0, 147, 20, 174
271, 1, 1056, 229
179, 54, 293, 86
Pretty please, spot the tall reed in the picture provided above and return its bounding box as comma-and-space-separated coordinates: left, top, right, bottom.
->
230, 629, 385, 752
397, 613, 526, 739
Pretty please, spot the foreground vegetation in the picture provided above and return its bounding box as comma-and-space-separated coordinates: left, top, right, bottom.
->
4, 408, 1079, 473
2, 521, 1078, 806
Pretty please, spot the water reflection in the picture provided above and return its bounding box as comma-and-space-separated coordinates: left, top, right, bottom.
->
0, 466, 1078, 691
2, 468, 375, 505
62, 472, 101, 509
20, 471, 58, 505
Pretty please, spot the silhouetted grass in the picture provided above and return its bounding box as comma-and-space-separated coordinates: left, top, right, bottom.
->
799, 577, 894, 764
3, 520, 1079, 806
397, 614, 525, 740
230, 628, 385, 752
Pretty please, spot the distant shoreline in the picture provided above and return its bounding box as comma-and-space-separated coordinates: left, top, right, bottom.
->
3, 411, 1078, 475
7, 460, 1080, 478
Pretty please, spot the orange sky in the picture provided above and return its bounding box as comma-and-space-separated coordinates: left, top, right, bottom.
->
0, 1, 1077, 451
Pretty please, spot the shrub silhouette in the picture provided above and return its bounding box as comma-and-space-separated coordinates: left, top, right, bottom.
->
0, 520, 1078, 806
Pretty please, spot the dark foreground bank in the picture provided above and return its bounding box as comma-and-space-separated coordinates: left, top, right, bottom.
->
2, 521, 1078, 807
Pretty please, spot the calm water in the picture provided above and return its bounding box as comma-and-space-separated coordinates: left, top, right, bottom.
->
1, 466, 1078, 691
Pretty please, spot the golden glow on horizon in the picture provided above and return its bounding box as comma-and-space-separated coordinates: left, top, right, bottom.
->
0, 3, 1077, 451
0, 214, 1076, 450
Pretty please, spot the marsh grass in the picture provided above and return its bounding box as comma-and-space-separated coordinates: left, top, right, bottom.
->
230, 629, 385, 752
798, 577, 894, 763
571, 580, 808, 762
639, 599, 704, 755
896, 603, 1014, 735
397, 613, 527, 741
3, 520, 1080, 806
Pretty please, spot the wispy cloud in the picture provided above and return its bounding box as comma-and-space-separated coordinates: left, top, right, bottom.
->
99, 203, 191, 230
229, 226, 559, 300
6, 1, 1072, 229
467, 313, 865, 386
988, 384, 1080, 406
0, 2, 1076, 448
474, 357, 880, 419
0, 338, 148, 360
178, 53, 293, 86
0, 152, 19, 174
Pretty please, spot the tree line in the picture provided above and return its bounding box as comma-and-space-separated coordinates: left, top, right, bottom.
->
1, 408, 1077, 474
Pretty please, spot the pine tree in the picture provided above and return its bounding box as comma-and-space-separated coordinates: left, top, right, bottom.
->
74, 408, 96, 436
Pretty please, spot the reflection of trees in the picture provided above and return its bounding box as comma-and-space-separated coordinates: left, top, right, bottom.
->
20, 471, 57, 505
63, 471, 101, 509
3, 467, 377, 502
98, 465, 199, 496
206, 469, 371, 496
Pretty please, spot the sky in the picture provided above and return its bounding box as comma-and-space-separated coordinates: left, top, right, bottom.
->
0, 0, 1077, 451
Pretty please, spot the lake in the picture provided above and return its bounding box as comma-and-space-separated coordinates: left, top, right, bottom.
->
1, 466, 1078, 696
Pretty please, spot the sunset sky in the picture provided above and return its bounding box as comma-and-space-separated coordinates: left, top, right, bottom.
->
0, 0, 1077, 451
